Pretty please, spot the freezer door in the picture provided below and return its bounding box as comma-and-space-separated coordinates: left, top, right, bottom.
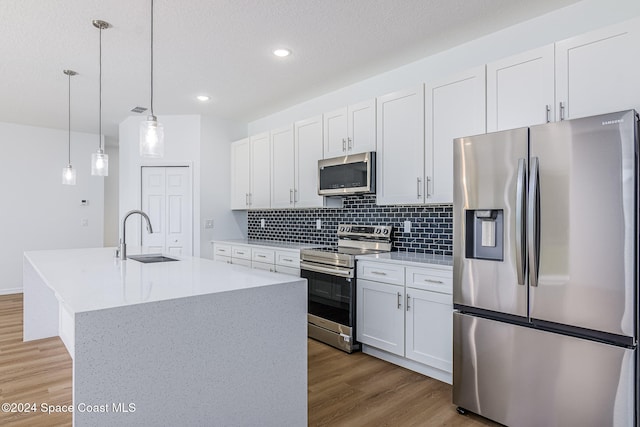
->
453, 313, 636, 427
529, 110, 637, 337
453, 128, 528, 317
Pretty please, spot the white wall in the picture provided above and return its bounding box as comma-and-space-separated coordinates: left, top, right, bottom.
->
200, 115, 247, 259
0, 122, 104, 294
248, 0, 640, 133
104, 141, 119, 247
119, 114, 245, 259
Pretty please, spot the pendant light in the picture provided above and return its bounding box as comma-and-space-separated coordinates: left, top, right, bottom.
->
91, 19, 110, 176
139, 0, 164, 158
62, 69, 78, 185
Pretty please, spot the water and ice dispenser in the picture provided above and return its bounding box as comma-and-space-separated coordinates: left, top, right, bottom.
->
465, 209, 503, 261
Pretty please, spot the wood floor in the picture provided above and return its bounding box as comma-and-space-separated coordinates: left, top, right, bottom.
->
0, 293, 498, 426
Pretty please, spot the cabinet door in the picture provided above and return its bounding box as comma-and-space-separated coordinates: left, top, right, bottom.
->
405, 287, 452, 373
270, 125, 295, 208
426, 66, 485, 204
323, 107, 348, 158
487, 44, 555, 132
230, 138, 250, 210
556, 17, 640, 121
356, 279, 405, 356
294, 115, 324, 208
348, 99, 376, 154
249, 132, 271, 209
376, 85, 425, 205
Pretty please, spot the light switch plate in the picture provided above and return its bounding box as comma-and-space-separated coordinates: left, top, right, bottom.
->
260, 219, 265, 228
316, 219, 322, 230
205, 219, 214, 229
403, 220, 411, 233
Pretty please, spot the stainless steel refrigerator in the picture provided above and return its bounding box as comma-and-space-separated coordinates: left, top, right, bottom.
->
452, 110, 638, 427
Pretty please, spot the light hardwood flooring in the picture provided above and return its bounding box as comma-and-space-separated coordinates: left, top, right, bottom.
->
0, 294, 498, 426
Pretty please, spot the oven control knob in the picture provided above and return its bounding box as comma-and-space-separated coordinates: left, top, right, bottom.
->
345, 227, 351, 232
339, 227, 344, 232
383, 229, 389, 234
375, 229, 381, 234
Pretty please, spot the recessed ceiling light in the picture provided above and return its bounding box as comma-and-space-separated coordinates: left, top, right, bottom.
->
196, 95, 211, 102
273, 48, 291, 57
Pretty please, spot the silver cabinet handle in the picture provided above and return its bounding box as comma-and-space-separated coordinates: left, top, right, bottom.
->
559, 102, 565, 121
528, 157, 540, 287
545, 105, 551, 123
371, 271, 387, 276
257, 254, 267, 258
515, 158, 526, 286
426, 176, 431, 198
417, 177, 422, 199
406, 294, 411, 311
347, 137, 352, 150
236, 251, 245, 255
282, 258, 293, 262
397, 292, 402, 309
342, 138, 347, 151
294, 188, 298, 203
424, 279, 444, 284
289, 189, 293, 204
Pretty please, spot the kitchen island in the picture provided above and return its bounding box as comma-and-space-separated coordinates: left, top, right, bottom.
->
23, 247, 307, 426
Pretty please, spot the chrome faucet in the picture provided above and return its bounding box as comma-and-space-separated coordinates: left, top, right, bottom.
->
118, 210, 154, 260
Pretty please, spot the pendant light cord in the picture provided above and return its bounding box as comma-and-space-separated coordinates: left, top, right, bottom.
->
150, 0, 154, 116
98, 24, 103, 152
67, 72, 71, 165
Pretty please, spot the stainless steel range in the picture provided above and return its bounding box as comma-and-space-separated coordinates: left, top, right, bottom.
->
300, 224, 393, 353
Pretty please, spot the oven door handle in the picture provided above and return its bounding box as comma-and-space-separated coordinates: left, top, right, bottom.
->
300, 261, 354, 278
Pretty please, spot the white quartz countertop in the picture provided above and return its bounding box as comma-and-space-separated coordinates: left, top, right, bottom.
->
24, 247, 304, 314
356, 251, 453, 268
211, 239, 318, 251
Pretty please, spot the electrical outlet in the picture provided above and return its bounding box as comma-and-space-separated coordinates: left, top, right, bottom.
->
316, 219, 322, 230
403, 220, 411, 233
81, 218, 89, 227
205, 219, 214, 229
260, 219, 266, 228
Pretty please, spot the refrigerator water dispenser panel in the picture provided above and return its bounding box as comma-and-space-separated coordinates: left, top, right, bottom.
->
465, 210, 503, 261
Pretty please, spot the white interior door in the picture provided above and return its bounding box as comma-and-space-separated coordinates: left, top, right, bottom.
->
141, 166, 192, 256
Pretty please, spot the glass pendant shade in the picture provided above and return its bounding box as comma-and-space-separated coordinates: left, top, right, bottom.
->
62, 165, 77, 185
91, 150, 109, 176
139, 115, 164, 158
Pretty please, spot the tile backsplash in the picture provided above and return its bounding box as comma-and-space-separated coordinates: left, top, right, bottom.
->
247, 195, 453, 256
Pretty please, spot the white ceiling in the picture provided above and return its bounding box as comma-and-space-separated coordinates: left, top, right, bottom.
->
0, 0, 579, 139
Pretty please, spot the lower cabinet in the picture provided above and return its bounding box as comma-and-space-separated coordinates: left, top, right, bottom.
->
356, 259, 453, 383
212, 242, 300, 276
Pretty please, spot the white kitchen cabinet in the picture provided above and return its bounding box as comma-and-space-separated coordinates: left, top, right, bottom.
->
270, 125, 295, 208
357, 258, 453, 383
249, 132, 271, 209
212, 242, 300, 276
376, 85, 424, 205
486, 44, 555, 132
357, 278, 405, 356
294, 115, 324, 208
323, 99, 376, 158
555, 17, 640, 121
230, 138, 250, 210
425, 66, 486, 204
405, 287, 452, 372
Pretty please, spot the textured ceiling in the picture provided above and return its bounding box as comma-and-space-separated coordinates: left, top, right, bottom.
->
0, 0, 579, 138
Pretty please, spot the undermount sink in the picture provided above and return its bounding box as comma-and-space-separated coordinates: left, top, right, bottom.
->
127, 254, 179, 263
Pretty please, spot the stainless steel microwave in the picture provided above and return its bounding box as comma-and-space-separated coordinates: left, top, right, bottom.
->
318, 152, 376, 196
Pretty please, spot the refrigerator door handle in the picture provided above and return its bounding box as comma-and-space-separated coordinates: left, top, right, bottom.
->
527, 157, 540, 287
515, 158, 527, 285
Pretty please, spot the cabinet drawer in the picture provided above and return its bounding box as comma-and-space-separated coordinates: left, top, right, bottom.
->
252, 261, 274, 272
252, 248, 275, 264
232, 246, 251, 260
213, 243, 231, 257
406, 267, 452, 294
276, 250, 300, 268
232, 258, 252, 268
213, 254, 231, 264
275, 265, 300, 276
357, 261, 405, 285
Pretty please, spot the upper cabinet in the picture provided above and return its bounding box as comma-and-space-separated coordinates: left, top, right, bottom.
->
230, 138, 250, 210
555, 18, 640, 121
294, 115, 325, 208
323, 99, 376, 158
486, 45, 555, 132
249, 132, 271, 209
270, 125, 295, 209
376, 86, 425, 206
425, 66, 486, 204
270, 117, 325, 209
